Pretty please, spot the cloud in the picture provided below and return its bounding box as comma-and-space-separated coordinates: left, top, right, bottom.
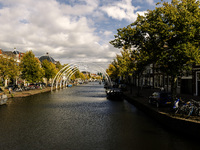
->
0, 1, 102, 56
100, 0, 146, 22
0, 0, 153, 70
59, 0, 99, 16
146, 0, 154, 5
103, 31, 113, 36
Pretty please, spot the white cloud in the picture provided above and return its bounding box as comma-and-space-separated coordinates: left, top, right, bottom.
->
101, 0, 146, 22
0, 0, 101, 57
146, 0, 155, 5
103, 31, 113, 36
0, 0, 154, 69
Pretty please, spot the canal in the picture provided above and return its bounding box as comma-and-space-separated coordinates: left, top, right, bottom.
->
0, 82, 200, 150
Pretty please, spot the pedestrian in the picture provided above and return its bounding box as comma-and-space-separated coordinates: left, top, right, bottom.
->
9, 87, 12, 94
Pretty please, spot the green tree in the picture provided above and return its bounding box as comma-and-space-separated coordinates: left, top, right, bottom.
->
110, 0, 200, 97
106, 58, 120, 81
0, 56, 20, 85
56, 61, 62, 70
143, 0, 200, 96
42, 59, 57, 82
73, 70, 86, 80
20, 51, 44, 83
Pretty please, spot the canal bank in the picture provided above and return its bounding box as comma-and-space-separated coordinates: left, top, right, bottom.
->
5, 86, 59, 99
124, 87, 200, 138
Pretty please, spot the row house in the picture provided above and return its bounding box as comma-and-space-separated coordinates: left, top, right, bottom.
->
0, 48, 24, 63
0, 48, 24, 87
134, 63, 200, 96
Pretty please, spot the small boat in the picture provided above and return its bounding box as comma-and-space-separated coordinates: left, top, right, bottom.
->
67, 84, 72, 87
106, 88, 124, 101
0, 94, 8, 105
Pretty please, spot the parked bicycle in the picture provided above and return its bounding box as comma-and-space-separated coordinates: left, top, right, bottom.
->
173, 98, 200, 118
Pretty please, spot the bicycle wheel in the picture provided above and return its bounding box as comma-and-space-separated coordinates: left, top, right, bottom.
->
186, 107, 193, 118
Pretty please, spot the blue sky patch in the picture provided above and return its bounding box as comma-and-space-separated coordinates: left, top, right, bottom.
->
19, 19, 29, 24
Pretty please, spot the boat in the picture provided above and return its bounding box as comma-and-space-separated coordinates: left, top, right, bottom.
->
106, 88, 124, 101
67, 84, 72, 87
0, 94, 8, 105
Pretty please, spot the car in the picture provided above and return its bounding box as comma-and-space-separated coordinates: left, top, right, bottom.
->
47, 84, 52, 87
5, 84, 15, 90
28, 84, 36, 90
148, 91, 172, 107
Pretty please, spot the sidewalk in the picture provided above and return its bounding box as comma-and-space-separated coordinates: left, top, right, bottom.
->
123, 85, 200, 137
124, 86, 200, 114
126, 85, 200, 101
6, 87, 53, 99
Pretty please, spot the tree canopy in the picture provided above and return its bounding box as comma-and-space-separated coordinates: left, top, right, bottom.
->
0, 55, 20, 83
42, 59, 57, 82
109, 0, 200, 96
20, 51, 44, 83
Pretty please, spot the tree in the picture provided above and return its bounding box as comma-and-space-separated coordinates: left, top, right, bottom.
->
20, 51, 44, 83
110, 0, 200, 97
42, 59, 57, 82
106, 57, 120, 81
0, 55, 20, 85
55, 61, 62, 70
73, 70, 86, 80
142, 0, 200, 96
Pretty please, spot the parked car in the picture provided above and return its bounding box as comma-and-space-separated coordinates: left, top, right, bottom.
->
47, 84, 52, 87
148, 91, 172, 107
5, 84, 15, 90
28, 84, 36, 90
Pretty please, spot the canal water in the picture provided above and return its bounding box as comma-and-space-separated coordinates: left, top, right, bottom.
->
0, 82, 200, 150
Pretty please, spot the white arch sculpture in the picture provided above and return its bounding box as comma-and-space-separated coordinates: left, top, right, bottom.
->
51, 62, 112, 91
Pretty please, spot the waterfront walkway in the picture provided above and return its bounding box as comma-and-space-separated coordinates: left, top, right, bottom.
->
124, 86, 200, 137
124, 86, 200, 121
5, 87, 53, 99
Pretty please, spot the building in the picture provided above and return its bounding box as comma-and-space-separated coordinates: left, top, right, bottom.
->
0, 48, 24, 87
0, 48, 24, 63
132, 63, 200, 96
39, 52, 56, 64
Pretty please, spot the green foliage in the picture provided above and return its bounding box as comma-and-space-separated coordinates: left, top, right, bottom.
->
146, 0, 200, 75
106, 63, 118, 80
42, 59, 57, 81
0, 55, 20, 82
106, 47, 138, 80
20, 51, 44, 83
55, 61, 62, 70
109, 0, 200, 96
73, 70, 86, 80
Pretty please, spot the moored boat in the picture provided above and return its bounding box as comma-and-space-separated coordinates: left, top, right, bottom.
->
106, 88, 124, 101
67, 84, 73, 87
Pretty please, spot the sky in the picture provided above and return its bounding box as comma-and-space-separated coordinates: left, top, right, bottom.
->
0, 0, 171, 69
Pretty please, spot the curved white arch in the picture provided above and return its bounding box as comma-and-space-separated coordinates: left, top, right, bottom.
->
51, 63, 77, 91
51, 61, 112, 91
65, 68, 79, 86
58, 65, 79, 88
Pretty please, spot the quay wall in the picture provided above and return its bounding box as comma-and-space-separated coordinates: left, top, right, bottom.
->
124, 94, 200, 138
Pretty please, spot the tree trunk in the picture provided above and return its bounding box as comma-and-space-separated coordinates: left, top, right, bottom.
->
171, 75, 177, 100
153, 63, 155, 88
137, 73, 141, 96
